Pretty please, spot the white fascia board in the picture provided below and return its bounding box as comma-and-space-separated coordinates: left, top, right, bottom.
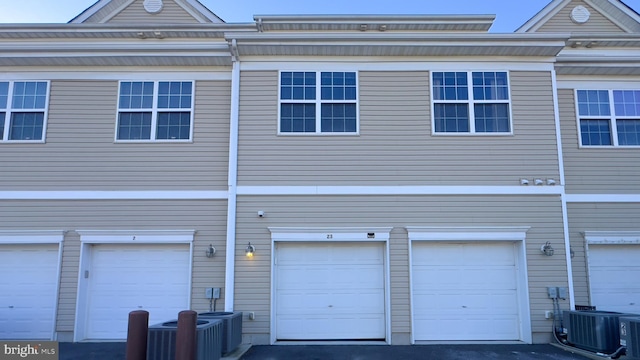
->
237, 186, 563, 196
0, 230, 65, 244
269, 227, 393, 242
227, 32, 567, 42
0, 190, 228, 200
239, 60, 555, 72
0, 71, 231, 81
77, 229, 196, 244
558, 77, 640, 89
68, 0, 111, 24
1, 41, 228, 52
406, 226, 531, 242
583, 230, 640, 244
565, 194, 640, 202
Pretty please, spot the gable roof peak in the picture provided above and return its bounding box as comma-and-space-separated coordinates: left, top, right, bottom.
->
516, 0, 640, 33
69, 0, 224, 24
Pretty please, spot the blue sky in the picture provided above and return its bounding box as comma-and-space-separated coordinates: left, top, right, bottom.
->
1, 0, 640, 32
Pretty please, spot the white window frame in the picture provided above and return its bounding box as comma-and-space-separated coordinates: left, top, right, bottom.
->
0, 80, 50, 143
277, 71, 359, 135
115, 80, 195, 143
430, 71, 513, 136
576, 89, 640, 148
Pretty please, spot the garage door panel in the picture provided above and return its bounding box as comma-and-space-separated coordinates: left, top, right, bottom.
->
589, 245, 640, 314
412, 242, 520, 341
85, 244, 190, 339
0, 245, 59, 340
276, 242, 386, 340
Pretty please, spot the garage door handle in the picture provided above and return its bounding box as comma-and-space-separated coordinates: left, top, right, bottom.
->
462, 306, 467, 308
8, 306, 14, 308
138, 306, 143, 309
328, 305, 333, 308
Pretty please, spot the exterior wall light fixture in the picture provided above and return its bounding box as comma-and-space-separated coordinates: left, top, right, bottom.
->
206, 244, 216, 258
246, 243, 255, 258
541, 241, 555, 256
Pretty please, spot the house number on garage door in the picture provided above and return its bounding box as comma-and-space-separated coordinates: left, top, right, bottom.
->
326, 234, 333, 239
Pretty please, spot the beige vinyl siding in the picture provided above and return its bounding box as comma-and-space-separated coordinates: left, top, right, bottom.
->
234, 194, 566, 344
559, 89, 640, 194
237, 71, 559, 186
566, 202, 640, 307
0, 199, 227, 333
109, 0, 201, 24
537, 0, 625, 33
0, 80, 230, 190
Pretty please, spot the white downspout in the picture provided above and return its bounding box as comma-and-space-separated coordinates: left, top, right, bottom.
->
551, 69, 575, 310
225, 39, 240, 312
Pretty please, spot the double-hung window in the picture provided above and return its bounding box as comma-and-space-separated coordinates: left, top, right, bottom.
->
0, 81, 49, 142
577, 89, 640, 146
279, 71, 358, 134
432, 71, 511, 134
117, 81, 194, 141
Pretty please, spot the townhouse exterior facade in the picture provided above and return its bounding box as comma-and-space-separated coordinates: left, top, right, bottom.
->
0, 0, 638, 346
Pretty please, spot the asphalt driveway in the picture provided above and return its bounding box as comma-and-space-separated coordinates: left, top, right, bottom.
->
58, 343, 592, 360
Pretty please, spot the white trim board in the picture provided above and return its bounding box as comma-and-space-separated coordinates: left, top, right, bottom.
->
268, 227, 393, 242
0, 230, 65, 244
0, 71, 232, 81
239, 186, 563, 196
76, 230, 196, 244
406, 226, 531, 242
0, 190, 228, 200
583, 231, 640, 245
239, 61, 555, 72
566, 194, 640, 203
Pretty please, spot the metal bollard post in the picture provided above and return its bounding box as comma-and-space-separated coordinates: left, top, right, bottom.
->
175, 310, 197, 360
125, 310, 149, 360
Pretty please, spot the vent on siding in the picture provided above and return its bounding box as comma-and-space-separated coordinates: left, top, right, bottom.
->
147, 319, 223, 360
197, 312, 243, 355
621, 317, 640, 360
563, 310, 630, 353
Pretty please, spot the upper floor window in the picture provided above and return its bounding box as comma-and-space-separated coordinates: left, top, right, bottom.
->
0, 81, 49, 142
432, 72, 511, 134
577, 89, 640, 147
117, 81, 194, 141
279, 71, 358, 134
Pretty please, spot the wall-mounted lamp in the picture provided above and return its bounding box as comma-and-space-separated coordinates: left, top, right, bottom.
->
245, 243, 255, 258
534, 178, 544, 186
541, 241, 555, 256
570, 247, 575, 259
546, 178, 557, 186
520, 178, 530, 186
206, 244, 216, 258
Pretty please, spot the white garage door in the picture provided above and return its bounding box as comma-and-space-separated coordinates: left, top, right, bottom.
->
85, 244, 190, 339
275, 242, 386, 340
0, 244, 59, 340
412, 242, 520, 341
589, 245, 640, 314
